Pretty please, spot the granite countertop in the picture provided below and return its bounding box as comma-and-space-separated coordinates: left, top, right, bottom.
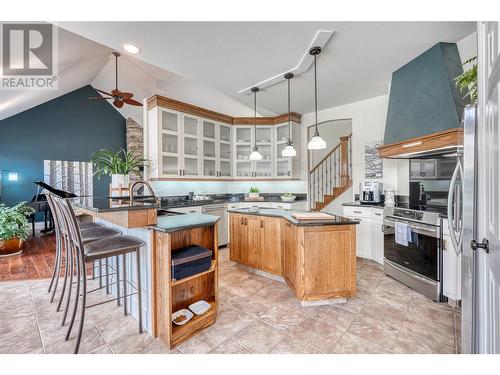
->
70, 196, 159, 213
152, 213, 220, 233
228, 208, 358, 226
342, 201, 385, 209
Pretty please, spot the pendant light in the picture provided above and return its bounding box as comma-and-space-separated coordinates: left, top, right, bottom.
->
307, 46, 326, 150
249, 87, 263, 161
282, 73, 297, 157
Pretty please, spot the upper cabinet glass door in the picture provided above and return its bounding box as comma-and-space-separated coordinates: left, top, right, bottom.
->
160, 110, 181, 176
182, 115, 200, 176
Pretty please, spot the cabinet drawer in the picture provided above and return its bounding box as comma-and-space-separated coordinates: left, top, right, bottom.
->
343, 206, 372, 219
272, 202, 291, 210
371, 209, 384, 221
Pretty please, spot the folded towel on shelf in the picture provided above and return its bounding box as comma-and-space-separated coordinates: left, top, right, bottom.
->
395, 222, 409, 246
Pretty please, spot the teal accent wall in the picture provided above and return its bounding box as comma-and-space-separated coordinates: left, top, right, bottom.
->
0, 85, 126, 208
384, 42, 469, 145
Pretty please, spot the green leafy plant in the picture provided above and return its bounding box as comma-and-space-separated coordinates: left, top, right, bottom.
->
455, 56, 477, 105
90, 148, 150, 178
249, 187, 259, 193
0, 202, 35, 241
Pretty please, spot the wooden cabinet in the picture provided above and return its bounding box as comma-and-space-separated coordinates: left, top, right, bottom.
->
230, 214, 282, 275
230, 214, 245, 263
283, 220, 299, 289
260, 216, 283, 275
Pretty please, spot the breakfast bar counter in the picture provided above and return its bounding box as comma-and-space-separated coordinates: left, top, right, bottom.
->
70, 196, 220, 348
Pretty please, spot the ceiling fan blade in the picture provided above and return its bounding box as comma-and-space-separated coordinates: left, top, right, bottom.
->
89, 96, 113, 100
120, 92, 134, 99
113, 99, 124, 108
95, 88, 114, 97
123, 98, 143, 106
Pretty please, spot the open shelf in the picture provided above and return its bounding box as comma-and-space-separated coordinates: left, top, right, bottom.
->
171, 300, 217, 346
171, 260, 217, 287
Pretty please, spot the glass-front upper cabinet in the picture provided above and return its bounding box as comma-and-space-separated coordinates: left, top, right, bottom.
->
182, 115, 200, 177
233, 125, 274, 178
218, 124, 232, 178
274, 122, 300, 178
160, 110, 181, 177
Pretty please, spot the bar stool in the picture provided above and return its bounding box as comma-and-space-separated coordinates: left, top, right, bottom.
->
46, 195, 107, 303
54, 196, 145, 354
47, 195, 121, 327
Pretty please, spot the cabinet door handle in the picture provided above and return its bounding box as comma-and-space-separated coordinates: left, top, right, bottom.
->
240, 217, 244, 225
179, 169, 182, 176
260, 219, 264, 228
353, 210, 362, 214
245, 218, 248, 225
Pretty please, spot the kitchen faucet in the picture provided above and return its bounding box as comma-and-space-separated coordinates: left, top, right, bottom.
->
129, 180, 156, 205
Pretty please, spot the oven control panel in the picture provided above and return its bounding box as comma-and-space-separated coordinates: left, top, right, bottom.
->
392, 208, 424, 221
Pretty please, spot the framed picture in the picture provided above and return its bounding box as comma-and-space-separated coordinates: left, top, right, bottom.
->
365, 141, 383, 178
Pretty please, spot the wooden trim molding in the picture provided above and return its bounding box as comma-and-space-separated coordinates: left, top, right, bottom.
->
147, 94, 302, 125
377, 127, 464, 158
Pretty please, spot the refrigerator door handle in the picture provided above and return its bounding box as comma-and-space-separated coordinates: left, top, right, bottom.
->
447, 159, 464, 256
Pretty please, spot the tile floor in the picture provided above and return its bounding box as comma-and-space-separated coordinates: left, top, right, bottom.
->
0, 247, 460, 354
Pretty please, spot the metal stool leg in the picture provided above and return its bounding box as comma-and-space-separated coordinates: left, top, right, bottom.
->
48, 234, 60, 293
99, 259, 103, 288
57, 238, 70, 312
61, 243, 74, 326
116, 256, 121, 306
50, 238, 63, 302
74, 257, 87, 354
106, 258, 111, 294
66, 245, 82, 341
136, 248, 143, 333
123, 254, 129, 315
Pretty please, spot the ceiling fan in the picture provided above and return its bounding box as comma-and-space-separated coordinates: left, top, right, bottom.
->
90, 52, 143, 108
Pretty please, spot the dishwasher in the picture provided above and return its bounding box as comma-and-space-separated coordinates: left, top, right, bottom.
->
202, 204, 228, 246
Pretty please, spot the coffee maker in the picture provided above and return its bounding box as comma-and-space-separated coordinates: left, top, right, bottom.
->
359, 181, 383, 203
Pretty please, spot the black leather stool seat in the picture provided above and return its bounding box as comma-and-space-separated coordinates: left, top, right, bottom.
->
81, 227, 121, 244
84, 235, 145, 261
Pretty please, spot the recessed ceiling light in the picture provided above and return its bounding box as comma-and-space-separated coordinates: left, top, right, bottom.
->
123, 44, 141, 54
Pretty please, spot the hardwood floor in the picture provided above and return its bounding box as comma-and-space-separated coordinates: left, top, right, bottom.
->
0, 234, 57, 281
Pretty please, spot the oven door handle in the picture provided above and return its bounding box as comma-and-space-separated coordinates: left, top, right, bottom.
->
384, 217, 438, 233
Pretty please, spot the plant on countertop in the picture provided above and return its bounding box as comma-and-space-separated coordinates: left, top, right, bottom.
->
0, 202, 35, 241
90, 148, 151, 178
249, 187, 260, 193
454, 56, 477, 105
282, 192, 296, 197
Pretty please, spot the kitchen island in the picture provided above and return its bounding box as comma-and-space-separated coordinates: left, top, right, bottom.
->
228, 208, 359, 306
71, 196, 220, 348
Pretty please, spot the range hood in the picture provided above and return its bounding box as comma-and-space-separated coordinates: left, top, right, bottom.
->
379, 42, 468, 159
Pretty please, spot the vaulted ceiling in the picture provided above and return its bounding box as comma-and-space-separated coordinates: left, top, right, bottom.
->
60, 21, 475, 114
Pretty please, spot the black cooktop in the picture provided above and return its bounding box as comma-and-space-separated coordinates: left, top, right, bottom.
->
394, 202, 447, 216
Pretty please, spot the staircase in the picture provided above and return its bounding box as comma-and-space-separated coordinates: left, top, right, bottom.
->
309, 133, 352, 211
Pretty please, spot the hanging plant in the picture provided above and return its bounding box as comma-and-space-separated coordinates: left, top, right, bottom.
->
454, 56, 477, 105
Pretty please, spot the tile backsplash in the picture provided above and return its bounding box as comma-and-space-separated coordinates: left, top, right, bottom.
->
151, 180, 307, 196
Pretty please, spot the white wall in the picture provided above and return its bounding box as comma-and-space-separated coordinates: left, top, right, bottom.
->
308, 119, 352, 170
300, 95, 407, 198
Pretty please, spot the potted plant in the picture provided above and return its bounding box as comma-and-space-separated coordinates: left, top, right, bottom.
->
0, 202, 35, 256
280, 192, 297, 202
248, 187, 260, 199
91, 148, 151, 189
455, 56, 477, 105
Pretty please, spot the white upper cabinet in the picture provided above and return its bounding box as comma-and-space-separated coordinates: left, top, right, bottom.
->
275, 122, 300, 179
146, 100, 300, 180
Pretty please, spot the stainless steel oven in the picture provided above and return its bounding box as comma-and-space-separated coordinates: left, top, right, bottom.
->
383, 207, 443, 301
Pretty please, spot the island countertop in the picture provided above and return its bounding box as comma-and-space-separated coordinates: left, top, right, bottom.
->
151, 213, 220, 233
227, 207, 359, 226
70, 196, 159, 213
